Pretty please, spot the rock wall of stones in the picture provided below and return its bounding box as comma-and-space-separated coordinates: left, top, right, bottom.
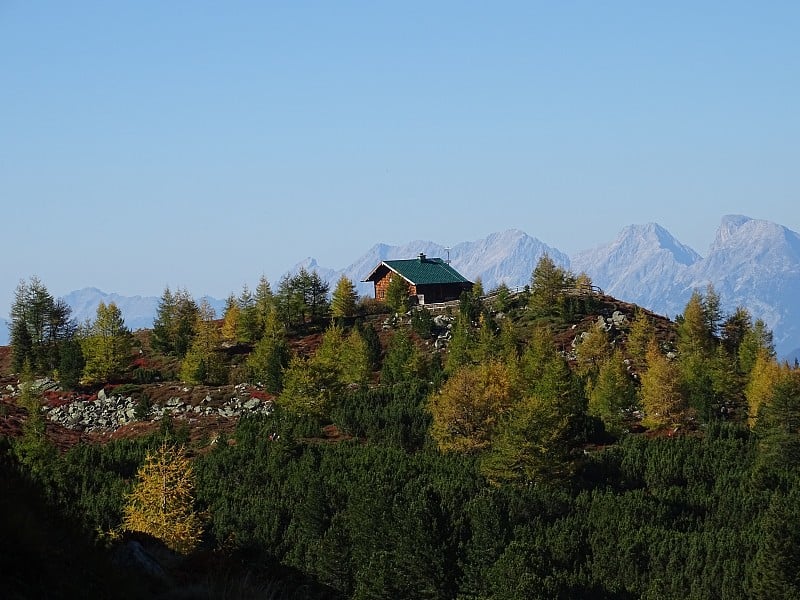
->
4, 379, 273, 434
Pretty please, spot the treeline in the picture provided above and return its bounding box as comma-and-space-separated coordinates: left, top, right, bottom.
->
4, 257, 800, 598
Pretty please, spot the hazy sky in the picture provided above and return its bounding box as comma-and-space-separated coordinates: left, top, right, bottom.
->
2, 1, 798, 316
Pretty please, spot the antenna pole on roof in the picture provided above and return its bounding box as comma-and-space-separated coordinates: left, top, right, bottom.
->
445, 247, 451, 264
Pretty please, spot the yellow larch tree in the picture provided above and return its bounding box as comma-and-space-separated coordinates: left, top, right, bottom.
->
122, 441, 204, 554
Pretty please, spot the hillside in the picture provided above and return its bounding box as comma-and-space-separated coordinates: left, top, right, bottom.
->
1, 281, 797, 599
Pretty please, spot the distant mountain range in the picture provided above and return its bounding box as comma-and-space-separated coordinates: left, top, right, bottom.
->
3, 215, 797, 361
296, 215, 800, 361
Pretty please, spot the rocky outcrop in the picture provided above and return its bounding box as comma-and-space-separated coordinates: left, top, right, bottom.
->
41, 383, 274, 433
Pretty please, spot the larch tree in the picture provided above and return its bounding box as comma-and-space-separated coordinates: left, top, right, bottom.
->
677, 290, 714, 357
122, 441, 204, 554
236, 284, 259, 343
574, 323, 612, 381
331, 275, 359, 320
444, 314, 474, 374
677, 290, 721, 420
340, 328, 372, 386
626, 308, 656, 373
517, 326, 558, 394
220, 293, 240, 342
380, 328, 427, 386
246, 309, 289, 393
588, 349, 637, 436
745, 350, 783, 429
254, 274, 275, 338
738, 318, 775, 376
384, 273, 411, 314
482, 351, 586, 484
640, 341, 688, 429
753, 369, 800, 481
180, 299, 224, 385
428, 361, 516, 454
80, 301, 133, 384
528, 253, 571, 317
278, 355, 337, 417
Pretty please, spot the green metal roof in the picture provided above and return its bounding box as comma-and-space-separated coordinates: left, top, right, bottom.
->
382, 257, 472, 286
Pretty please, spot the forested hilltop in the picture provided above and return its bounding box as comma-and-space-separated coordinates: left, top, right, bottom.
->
2, 257, 799, 599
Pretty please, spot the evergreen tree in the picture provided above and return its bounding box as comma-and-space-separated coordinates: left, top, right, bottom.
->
10, 318, 33, 373
123, 441, 204, 554
356, 320, 382, 371
276, 273, 304, 329
80, 301, 133, 384
151, 287, 198, 357
9, 277, 75, 373
703, 283, 723, 337
57, 338, 85, 391
722, 306, 753, 357
275, 268, 331, 328
13, 362, 57, 481
151, 286, 177, 353
752, 489, 800, 599
491, 282, 512, 313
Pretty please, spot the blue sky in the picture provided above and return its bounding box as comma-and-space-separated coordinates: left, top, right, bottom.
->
1, 1, 799, 316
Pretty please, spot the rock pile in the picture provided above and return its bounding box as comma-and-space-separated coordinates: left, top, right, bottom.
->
42, 383, 274, 433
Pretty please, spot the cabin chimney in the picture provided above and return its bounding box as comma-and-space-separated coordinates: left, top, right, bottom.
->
418, 252, 426, 262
